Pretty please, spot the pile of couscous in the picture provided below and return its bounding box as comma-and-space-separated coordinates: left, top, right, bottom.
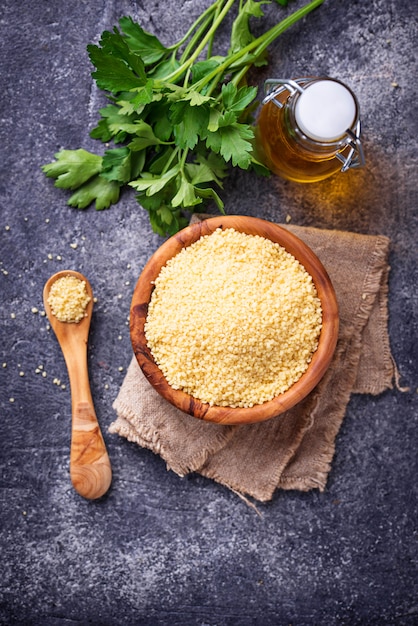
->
144, 228, 322, 408
47, 275, 91, 323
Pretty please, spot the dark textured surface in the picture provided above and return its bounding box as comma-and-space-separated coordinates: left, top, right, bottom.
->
1, 1, 417, 624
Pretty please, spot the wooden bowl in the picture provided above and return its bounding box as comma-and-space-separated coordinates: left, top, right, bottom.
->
130, 216, 339, 425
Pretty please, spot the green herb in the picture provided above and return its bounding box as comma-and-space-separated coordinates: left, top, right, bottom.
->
42, 0, 324, 235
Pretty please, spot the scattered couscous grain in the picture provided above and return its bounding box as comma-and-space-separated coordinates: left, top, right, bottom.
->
145, 228, 322, 408
47, 275, 91, 323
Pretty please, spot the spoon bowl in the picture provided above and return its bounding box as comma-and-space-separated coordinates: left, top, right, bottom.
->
43, 270, 112, 499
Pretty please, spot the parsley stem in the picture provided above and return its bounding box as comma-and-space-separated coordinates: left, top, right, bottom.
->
169, 0, 223, 51
180, 148, 189, 168
180, 0, 228, 85
161, 0, 237, 85
162, 146, 181, 175
179, 11, 217, 66
206, 1, 223, 59
198, 0, 325, 94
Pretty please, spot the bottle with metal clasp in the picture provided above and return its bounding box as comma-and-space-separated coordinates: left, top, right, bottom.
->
256, 77, 365, 183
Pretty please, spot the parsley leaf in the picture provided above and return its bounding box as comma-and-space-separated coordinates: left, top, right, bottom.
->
68, 176, 120, 210
171, 101, 210, 149
42, 0, 325, 233
41, 149, 102, 189
118, 16, 168, 66
101, 147, 133, 183
129, 165, 181, 196
221, 83, 258, 114
87, 27, 147, 93
229, 0, 268, 54
204, 121, 254, 169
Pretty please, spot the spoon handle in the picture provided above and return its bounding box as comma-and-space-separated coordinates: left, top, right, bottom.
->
66, 348, 112, 500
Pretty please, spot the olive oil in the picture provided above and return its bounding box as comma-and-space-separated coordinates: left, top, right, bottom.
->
256, 78, 365, 183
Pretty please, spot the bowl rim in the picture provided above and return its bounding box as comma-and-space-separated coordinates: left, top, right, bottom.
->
130, 215, 339, 425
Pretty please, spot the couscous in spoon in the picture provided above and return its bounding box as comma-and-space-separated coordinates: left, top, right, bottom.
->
43, 270, 112, 500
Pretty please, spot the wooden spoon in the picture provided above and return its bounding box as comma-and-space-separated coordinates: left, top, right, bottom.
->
43, 270, 112, 499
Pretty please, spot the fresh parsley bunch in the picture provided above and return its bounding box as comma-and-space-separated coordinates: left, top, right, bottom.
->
42, 0, 323, 235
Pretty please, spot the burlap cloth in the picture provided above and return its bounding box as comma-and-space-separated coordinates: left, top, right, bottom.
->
110, 216, 400, 502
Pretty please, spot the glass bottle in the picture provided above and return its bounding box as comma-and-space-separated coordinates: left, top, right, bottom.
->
256, 77, 365, 183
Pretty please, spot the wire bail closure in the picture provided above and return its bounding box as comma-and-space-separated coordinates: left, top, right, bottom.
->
262, 78, 365, 172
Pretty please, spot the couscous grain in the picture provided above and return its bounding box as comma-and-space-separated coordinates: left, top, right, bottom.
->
47, 275, 91, 323
145, 228, 322, 408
